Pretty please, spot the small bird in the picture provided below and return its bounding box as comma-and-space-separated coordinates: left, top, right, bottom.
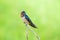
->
21, 11, 37, 28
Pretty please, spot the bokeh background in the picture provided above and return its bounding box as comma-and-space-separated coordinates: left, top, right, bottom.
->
0, 0, 60, 40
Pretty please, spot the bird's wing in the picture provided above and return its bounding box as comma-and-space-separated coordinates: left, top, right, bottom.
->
25, 15, 37, 28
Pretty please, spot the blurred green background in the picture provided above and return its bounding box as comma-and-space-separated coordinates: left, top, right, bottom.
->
0, 0, 60, 40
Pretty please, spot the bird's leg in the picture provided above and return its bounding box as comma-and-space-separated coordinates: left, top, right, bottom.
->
26, 24, 28, 40
27, 25, 40, 40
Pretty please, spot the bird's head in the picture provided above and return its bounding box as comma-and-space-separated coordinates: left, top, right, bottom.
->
21, 11, 26, 17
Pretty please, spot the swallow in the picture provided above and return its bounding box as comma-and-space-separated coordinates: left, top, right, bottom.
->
21, 11, 37, 28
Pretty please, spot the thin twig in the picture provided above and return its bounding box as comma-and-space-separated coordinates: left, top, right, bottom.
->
26, 24, 28, 40
26, 25, 40, 40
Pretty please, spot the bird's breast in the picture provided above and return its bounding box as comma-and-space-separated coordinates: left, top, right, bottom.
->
21, 16, 29, 25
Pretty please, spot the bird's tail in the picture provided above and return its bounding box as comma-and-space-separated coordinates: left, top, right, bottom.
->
29, 22, 37, 28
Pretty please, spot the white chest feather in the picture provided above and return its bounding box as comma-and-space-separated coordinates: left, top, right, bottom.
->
21, 16, 29, 24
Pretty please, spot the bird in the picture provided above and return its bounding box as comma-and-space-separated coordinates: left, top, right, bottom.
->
20, 11, 37, 28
